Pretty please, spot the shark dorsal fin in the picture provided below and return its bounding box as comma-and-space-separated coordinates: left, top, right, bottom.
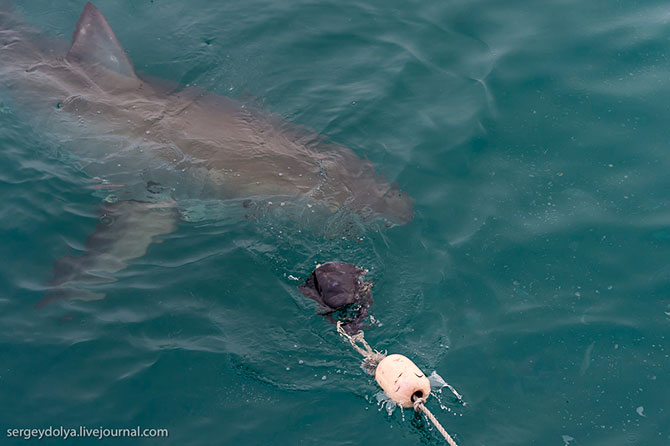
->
67, 2, 137, 80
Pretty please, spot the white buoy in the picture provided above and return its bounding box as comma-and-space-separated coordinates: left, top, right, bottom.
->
375, 354, 431, 408
335, 322, 459, 444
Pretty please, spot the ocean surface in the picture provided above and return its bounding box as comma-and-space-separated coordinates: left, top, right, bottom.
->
1, 0, 669, 444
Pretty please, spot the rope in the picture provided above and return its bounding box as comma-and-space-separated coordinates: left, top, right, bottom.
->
413, 397, 459, 446
336, 321, 459, 445
336, 321, 386, 373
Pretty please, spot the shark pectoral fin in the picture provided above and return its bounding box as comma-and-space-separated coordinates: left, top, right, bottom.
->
37, 200, 178, 308
66, 2, 139, 85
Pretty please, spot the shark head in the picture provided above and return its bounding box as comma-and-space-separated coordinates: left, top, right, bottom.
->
378, 183, 414, 225
318, 150, 414, 225
344, 174, 414, 225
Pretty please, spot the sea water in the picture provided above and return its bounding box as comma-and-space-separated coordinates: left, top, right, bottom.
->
1, 0, 668, 444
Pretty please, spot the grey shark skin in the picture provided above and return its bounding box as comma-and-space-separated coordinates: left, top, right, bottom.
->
0, 3, 413, 305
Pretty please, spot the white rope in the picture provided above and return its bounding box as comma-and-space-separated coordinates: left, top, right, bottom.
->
336, 321, 386, 373
413, 397, 459, 446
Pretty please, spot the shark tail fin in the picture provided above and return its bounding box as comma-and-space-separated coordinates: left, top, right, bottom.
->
67, 2, 139, 82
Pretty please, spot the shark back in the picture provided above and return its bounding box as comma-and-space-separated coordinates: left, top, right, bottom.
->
1, 2, 414, 225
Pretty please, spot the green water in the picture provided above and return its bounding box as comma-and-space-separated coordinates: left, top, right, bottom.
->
1, 0, 669, 445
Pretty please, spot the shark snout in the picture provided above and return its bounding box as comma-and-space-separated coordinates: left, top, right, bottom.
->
382, 185, 414, 225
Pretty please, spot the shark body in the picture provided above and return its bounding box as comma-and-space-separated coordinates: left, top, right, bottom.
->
0, 3, 413, 305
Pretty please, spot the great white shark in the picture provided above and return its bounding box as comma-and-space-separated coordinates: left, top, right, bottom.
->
0, 2, 413, 306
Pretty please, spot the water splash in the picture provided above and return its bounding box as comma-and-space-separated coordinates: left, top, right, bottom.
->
375, 390, 397, 416
428, 371, 466, 406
